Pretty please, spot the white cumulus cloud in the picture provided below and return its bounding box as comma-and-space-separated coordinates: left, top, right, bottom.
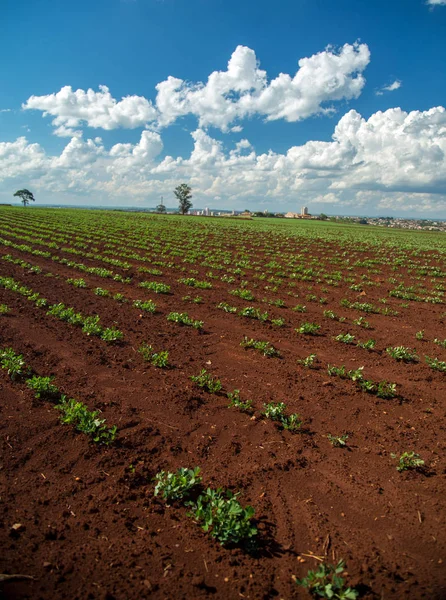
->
23, 43, 370, 135
23, 85, 157, 135
155, 43, 370, 130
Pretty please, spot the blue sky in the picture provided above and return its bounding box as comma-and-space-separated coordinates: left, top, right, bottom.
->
1, 0, 446, 217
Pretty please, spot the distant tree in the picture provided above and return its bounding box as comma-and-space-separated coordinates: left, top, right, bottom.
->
156, 204, 167, 214
319, 213, 328, 220
174, 184, 193, 215
13, 189, 35, 207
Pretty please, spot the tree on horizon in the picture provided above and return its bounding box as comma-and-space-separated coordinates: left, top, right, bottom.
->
13, 189, 35, 207
174, 183, 193, 215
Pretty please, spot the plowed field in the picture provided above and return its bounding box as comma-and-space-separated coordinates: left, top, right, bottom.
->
0, 207, 445, 600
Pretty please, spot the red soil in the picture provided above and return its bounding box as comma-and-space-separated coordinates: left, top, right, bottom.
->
0, 234, 445, 600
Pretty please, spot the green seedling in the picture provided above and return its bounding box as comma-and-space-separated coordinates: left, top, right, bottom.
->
138, 343, 169, 368
190, 369, 222, 393
26, 375, 59, 400
229, 288, 255, 301
357, 339, 376, 350
239, 306, 268, 322
154, 467, 201, 502
133, 299, 157, 313
183, 295, 203, 304
293, 304, 307, 313
227, 389, 253, 413
55, 396, 117, 444
94, 287, 110, 296
82, 315, 103, 336
0, 347, 28, 380
299, 354, 317, 368
188, 488, 257, 546
386, 346, 419, 363
433, 338, 446, 349
67, 277, 87, 288
240, 336, 280, 357
217, 302, 237, 313
100, 327, 124, 343
271, 317, 285, 327
296, 560, 358, 599
139, 281, 171, 294
179, 277, 212, 289
425, 356, 446, 372
167, 312, 203, 329
335, 333, 356, 344
296, 322, 320, 335
391, 451, 425, 472
113, 293, 127, 303
327, 434, 349, 448
0, 304, 10, 315
263, 402, 302, 431
353, 316, 371, 328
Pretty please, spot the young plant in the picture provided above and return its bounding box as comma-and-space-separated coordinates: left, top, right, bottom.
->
113, 292, 127, 303
0, 348, 28, 380
415, 330, 425, 340
229, 288, 255, 301
179, 277, 212, 289
240, 336, 280, 357
227, 389, 253, 413
55, 396, 117, 444
133, 299, 157, 313
239, 306, 268, 322
188, 488, 257, 546
182, 295, 203, 304
67, 277, 87, 288
353, 316, 371, 329
323, 310, 345, 322
386, 346, 419, 363
94, 287, 110, 297
293, 304, 307, 313
334, 333, 356, 345
296, 322, 320, 335
100, 327, 124, 343
298, 354, 317, 368
217, 302, 237, 313
82, 315, 103, 337
262, 402, 302, 431
26, 375, 59, 400
190, 369, 222, 393
0, 304, 10, 315
295, 560, 358, 599
327, 433, 349, 448
138, 343, 169, 368
139, 281, 171, 294
391, 451, 425, 472
271, 317, 285, 327
167, 312, 203, 329
425, 356, 446, 373
263, 401, 286, 421
154, 467, 201, 502
357, 339, 376, 350
376, 381, 397, 399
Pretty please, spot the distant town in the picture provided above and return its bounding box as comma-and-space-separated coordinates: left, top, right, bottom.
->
176, 206, 446, 232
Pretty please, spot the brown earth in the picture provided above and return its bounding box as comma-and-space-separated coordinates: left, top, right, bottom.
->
0, 234, 445, 600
